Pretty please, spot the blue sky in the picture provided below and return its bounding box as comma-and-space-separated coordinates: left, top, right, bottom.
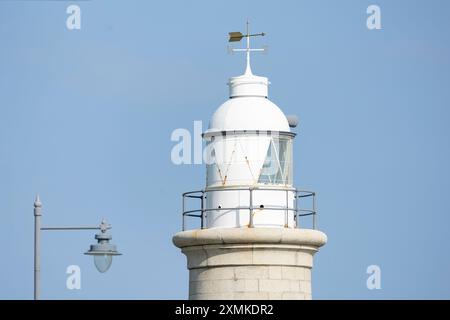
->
1, 0, 449, 299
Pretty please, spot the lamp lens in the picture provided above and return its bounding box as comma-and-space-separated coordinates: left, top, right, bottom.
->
94, 254, 113, 273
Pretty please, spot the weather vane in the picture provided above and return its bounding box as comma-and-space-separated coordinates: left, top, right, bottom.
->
228, 21, 267, 74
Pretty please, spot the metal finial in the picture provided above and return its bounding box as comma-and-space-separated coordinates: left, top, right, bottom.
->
99, 219, 111, 233
34, 194, 42, 208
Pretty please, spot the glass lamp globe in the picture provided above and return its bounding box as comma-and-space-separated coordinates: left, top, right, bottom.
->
94, 254, 113, 273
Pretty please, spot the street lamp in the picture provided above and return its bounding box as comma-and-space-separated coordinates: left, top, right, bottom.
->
85, 224, 122, 273
33, 195, 121, 300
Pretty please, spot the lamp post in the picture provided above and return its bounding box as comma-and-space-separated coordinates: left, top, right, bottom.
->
33, 195, 121, 300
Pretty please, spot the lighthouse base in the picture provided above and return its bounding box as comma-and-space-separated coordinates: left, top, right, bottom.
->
172, 228, 327, 300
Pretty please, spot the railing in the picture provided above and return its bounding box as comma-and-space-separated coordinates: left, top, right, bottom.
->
182, 186, 317, 231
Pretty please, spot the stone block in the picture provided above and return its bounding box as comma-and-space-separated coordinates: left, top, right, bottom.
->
234, 279, 259, 292
206, 247, 253, 266
299, 281, 312, 294
184, 247, 208, 269
296, 250, 313, 267
234, 266, 269, 279
190, 293, 234, 300
259, 279, 291, 293
252, 248, 296, 265
304, 268, 311, 282
234, 292, 269, 300
190, 279, 234, 294
269, 266, 282, 279
281, 266, 304, 280
282, 292, 305, 300
268, 292, 282, 300
190, 267, 234, 281
289, 280, 300, 292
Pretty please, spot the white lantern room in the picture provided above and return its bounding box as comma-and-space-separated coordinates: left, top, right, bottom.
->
201, 46, 298, 228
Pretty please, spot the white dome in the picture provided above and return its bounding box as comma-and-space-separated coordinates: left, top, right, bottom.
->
207, 96, 290, 132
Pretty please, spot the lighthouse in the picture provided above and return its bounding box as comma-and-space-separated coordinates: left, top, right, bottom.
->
173, 23, 327, 300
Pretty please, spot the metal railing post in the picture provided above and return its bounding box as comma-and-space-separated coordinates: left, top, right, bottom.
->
249, 188, 254, 228
182, 194, 185, 231
200, 191, 204, 229
313, 192, 316, 230
295, 190, 299, 228
285, 189, 289, 228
